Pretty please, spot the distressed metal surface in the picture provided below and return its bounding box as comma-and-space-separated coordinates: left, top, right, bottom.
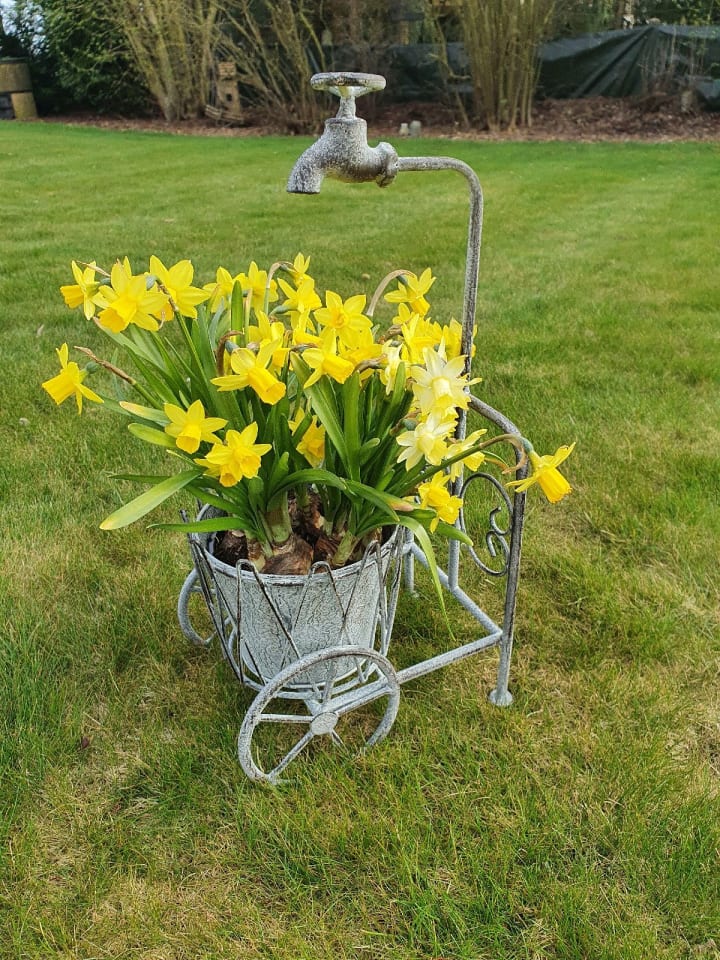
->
287, 73, 398, 194
182, 511, 404, 695
236, 646, 401, 784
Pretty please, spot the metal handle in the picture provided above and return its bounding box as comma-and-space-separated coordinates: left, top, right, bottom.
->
311, 72, 386, 118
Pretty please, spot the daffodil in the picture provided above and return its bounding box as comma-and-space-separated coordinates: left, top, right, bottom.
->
339, 327, 384, 373
41, 343, 103, 413
203, 266, 243, 312
148, 256, 210, 320
212, 339, 287, 405
314, 290, 372, 348
410, 347, 478, 418
163, 400, 227, 454
248, 312, 288, 371
506, 443, 575, 503
298, 330, 356, 388
290, 252, 312, 285
417, 473, 463, 531
380, 342, 405, 394
60, 261, 103, 320
96, 259, 168, 333
396, 409, 457, 470
441, 318, 476, 361
384, 268, 435, 317
277, 277, 322, 335
238, 261, 278, 312
398, 308, 442, 363
290, 409, 326, 467
195, 424, 271, 487
446, 429, 489, 480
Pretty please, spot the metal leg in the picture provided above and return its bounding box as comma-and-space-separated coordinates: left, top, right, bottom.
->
489, 489, 526, 707
402, 527, 415, 594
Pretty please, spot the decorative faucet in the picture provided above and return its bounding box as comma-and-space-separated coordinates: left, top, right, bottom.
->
286, 73, 399, 194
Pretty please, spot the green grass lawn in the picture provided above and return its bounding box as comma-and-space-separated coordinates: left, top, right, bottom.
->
1, 123, 718, 959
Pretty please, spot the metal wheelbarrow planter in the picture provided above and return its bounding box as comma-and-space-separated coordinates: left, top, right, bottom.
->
177, 73, 527, 784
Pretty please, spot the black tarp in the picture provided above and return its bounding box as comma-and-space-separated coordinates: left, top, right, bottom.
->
536, 24, 720, 107
326, 25, 720, 110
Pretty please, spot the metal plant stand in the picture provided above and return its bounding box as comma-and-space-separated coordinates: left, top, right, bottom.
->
177, 73, 528, 784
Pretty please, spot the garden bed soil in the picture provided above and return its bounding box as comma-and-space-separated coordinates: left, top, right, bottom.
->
39, 95, 720, 141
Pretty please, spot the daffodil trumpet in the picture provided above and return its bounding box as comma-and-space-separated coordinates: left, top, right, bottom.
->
43, 254, 574, 579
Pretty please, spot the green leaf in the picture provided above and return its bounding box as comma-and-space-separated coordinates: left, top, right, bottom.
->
357, 436, 381, 466
149, 517, 250, 534
303, 377, 350, 471
402, 516, 450, 630
230, 279, 245, 335
344, 479, 401, 523
431, 518, 473, 545
185, 485, 237, 514
128, 422, 177, 449
100, 469, 201, 530
342, 372, 361, 479
117, 400, 168, 424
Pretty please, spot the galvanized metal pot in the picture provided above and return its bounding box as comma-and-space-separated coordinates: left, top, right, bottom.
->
180, 507, 403, 695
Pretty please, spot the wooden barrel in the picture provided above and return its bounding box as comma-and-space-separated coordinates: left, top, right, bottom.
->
0, 58, 37, 119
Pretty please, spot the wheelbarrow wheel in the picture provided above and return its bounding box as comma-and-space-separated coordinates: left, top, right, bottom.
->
237, 646, 400, 785
177, 568, 235, 650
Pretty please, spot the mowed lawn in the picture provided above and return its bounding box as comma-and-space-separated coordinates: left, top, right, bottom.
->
1, 123, 718, 959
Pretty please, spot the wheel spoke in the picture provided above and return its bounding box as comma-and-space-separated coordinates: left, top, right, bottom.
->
239, 646, 401, 784
268, 730, 315, 778
259, 712, 313, 724
321, 671, 336, 706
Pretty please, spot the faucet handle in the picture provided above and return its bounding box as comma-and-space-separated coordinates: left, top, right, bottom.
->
311, 72, 386, 119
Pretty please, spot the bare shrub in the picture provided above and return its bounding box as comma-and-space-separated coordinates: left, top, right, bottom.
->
221, 0, 326, 132
111, 0, 220, 121
460, 0, 556, 130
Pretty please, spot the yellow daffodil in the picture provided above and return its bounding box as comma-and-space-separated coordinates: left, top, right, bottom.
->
446, 429, 488, 480
410, 347, 479, 418
277, 277, 322, 334
506, 443, 575, 503
248, 312, 288, 371
314, 290, 372, 347
238, 261, 278, 312
379, 342, 405, 395
96, 259, 168, 333
290, 409, 326, 467
396, 409, 457, 470
417, 473, 463, 531
148, 256, 210, 320
203, 266, 242, 312
384, 268, 435, 317
339, 327, 384, 374
212, 339, 287, 405
195, 424, 271, 487
163, 400, 227, 454
441, 318, 477, 360
398, 309, 442, 363
290, 252, 312, 285
298, 330, 356, 387
42, 343, 103, 414
60, 260, 104, 320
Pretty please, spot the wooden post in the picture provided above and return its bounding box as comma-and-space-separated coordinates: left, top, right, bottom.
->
0, 59, 37, 119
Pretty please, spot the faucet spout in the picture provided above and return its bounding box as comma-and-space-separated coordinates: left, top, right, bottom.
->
287, 117, 399, 195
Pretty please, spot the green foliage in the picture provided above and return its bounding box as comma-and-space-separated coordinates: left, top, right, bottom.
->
636, 0, 720, 23
1, 0, 149, 114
